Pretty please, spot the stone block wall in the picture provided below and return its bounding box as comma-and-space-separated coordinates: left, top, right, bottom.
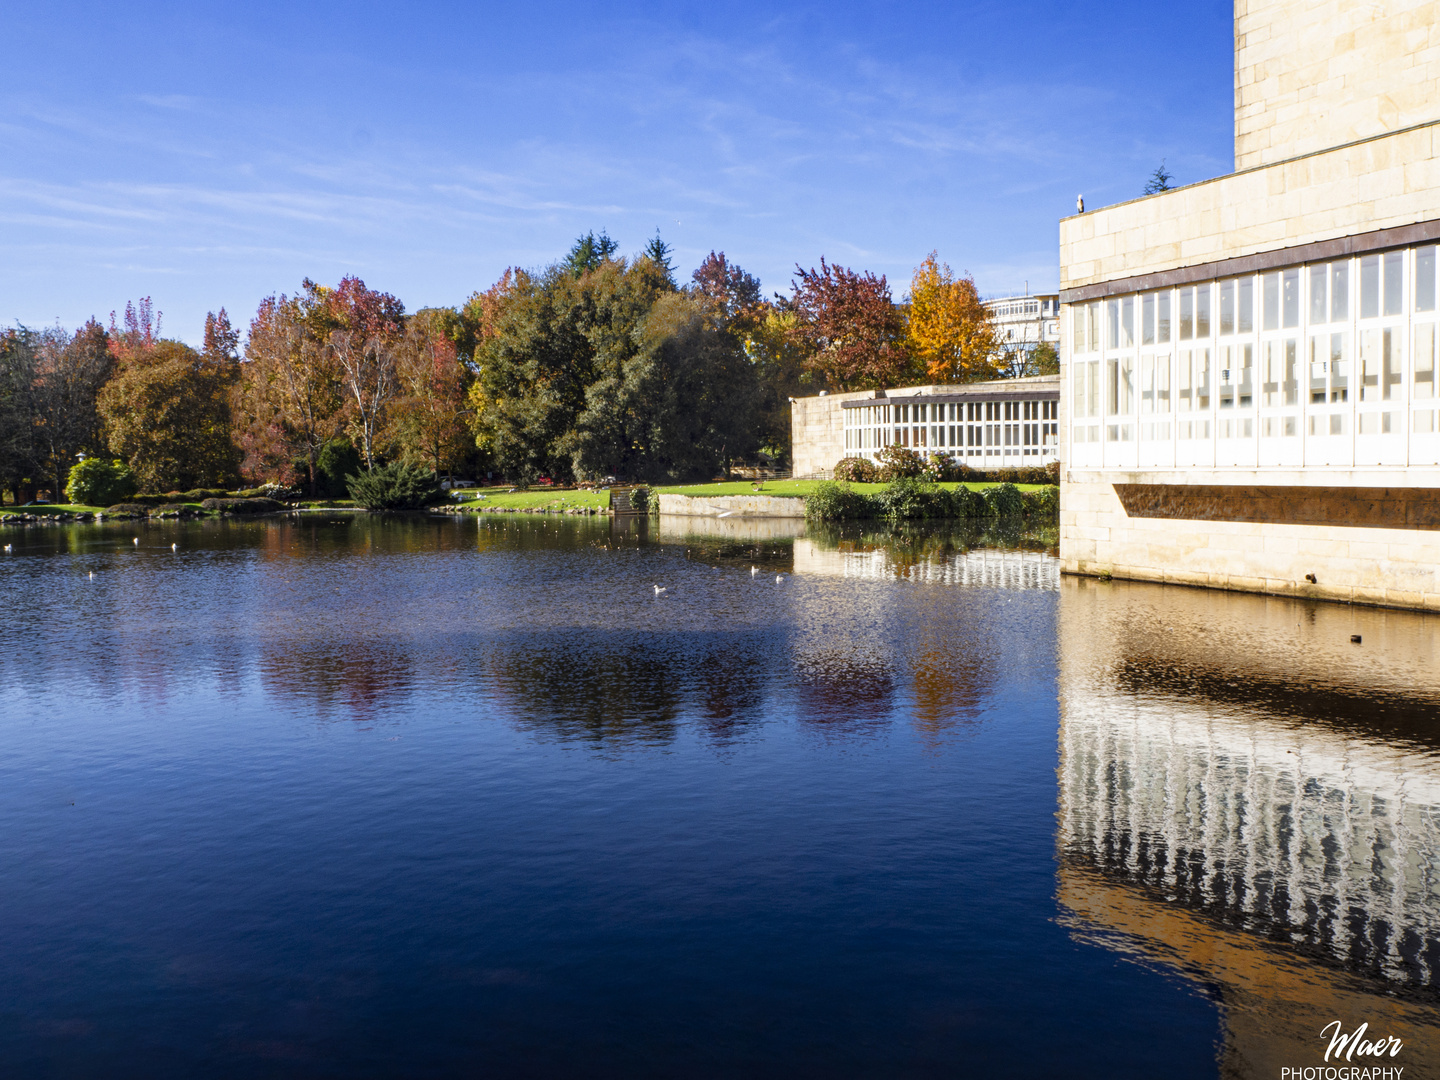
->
1059, 121, 1440, 292
1235, 0, 1440, 171
1061, 473, 1440, 610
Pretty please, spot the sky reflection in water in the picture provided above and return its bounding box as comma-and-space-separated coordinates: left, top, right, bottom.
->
0, 515, 1436, 1077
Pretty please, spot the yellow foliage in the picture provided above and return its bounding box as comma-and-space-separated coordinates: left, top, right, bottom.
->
904, 252, 999, 383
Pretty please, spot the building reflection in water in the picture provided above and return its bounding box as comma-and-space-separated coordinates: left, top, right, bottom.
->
1057, 580, 1440, 1075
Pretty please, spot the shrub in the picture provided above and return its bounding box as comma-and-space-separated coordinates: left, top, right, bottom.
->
832, 457, 877, 483
1021, 486, 1059, 519
629, 486, 650, 513
967, 465, 1056, 486
65, 458, 136, 507
200, 497, 285, 514
874, 444, 925, 480
804, 481, 878, 521
983, 483, 1025, 518
346, 462, 445, 511
951, 486, 987, 518
316, 440, 363, 498
875, 476, 955, 520
179, 488, 229, 502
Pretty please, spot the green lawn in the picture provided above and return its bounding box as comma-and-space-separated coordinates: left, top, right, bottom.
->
454, 478, 1051, 512
654, 480, 1052, 497
451, 488, 611, 511
1, 503, 105, 515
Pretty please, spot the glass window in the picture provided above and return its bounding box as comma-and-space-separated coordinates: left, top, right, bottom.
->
1331, 332, 1349, 402
1156, 354, 1170, 412
1196, 285, 1211, 338
1309, 265, 1327, 325
1107, 300, 1120, 350
1263, 272, 1280, 331
1158, 292, 1171, 343
1360, 328, 1382, 400
1238, 277, 1254, 333
1384, 251, 1404, 316
1196, 349, 1210, 410
1415, 323, 1435, 400
1331, 261, 1348, 322
1121, 295, 1134, 347
1178, 350, 1192, 412
1142, 294, 1155, 345
1141, 353, 1154, 414
1282, 268, 1300, 328
1072, 305, 1086, 352
1418, 247, 1437, 313
1361, 255, 1380, 318
1219, 279, 1234, 335
1180, 289, 1193, 340
1087, 302, 1099, 352
1086, 360, 1099, 418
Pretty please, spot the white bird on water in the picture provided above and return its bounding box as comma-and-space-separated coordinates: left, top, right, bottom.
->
171, 542, 178, 552
88, 572, 94, 580
775, 574, 784, 584
3, 544, 10, 553
654, 585, 667, 595
750, 566, 758, 576
133, 537, 139, 546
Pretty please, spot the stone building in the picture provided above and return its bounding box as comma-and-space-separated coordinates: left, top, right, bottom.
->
1059, 0, 1440, 609
789, 375, 1059, 478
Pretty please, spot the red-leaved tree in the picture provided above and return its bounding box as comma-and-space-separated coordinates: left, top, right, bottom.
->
788, 259, 911, 390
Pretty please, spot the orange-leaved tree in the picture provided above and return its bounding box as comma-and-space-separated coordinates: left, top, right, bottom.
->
904, 252, 998, 383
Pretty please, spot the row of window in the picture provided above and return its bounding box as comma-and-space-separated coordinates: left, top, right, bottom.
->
1072, 324, 1437, 420
1072, 248, 1439, 353
844, 400, 1057, 426
843, 423, 1059, 453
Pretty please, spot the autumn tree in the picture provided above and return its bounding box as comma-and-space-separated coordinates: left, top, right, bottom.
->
98, 339, 241, 492
319, 276, 406, 469
31, 320, 114, 497
690, 251, 762, 324
904, 252, 999, 383
236, 288, 346, 493
390, 309, 472, 476
789, 259, 912, 391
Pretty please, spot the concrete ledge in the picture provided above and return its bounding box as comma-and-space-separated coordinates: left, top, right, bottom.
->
657, 493, 807, 519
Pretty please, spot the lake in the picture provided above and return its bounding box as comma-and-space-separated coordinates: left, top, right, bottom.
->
2, 514, 1437, 1077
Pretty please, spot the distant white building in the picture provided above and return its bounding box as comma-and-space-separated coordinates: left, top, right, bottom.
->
983, 293, 1061, 370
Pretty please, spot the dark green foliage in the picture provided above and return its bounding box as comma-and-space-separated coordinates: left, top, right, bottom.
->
565, 231, 620, 277
874, 477, 955, 520
804, 481, 878, 521
345, 461, 444, 511
179, 488, 229, 501
1021, 486, 1059, 518
832, 457, 877, 482
316, 439, 362, 498
200, 497, 284, 514
476, 261, 757, 485
807, 479, 1047, 523
1143, 161, 1175, 195
641, 232, 674, 279
65, 458, 136, 507
983, 483, 1024, 517
874, 444, 925, 480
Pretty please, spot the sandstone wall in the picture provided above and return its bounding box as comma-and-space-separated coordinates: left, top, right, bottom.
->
1235, 0, 1440, 171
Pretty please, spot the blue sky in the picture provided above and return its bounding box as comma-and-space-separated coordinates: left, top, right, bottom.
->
1, 0, 1232, 343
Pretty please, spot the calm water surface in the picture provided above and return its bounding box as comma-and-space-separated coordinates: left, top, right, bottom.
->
2, 515, 1438, 1077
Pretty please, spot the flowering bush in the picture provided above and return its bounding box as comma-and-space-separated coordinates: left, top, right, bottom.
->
832, 457, 878, 482
874, 444, 925, 480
